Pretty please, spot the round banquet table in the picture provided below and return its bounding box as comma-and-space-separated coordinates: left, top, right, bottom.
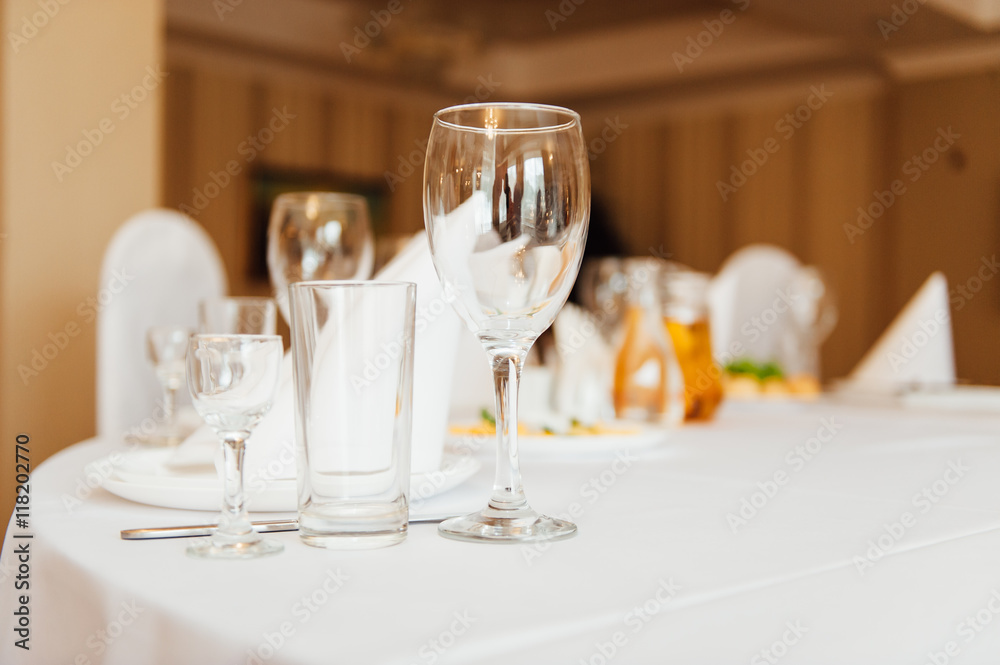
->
3, 398, 1000, 664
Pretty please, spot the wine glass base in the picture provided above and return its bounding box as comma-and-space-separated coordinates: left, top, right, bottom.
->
186, 538, 284, 560
438, 506, 577, 544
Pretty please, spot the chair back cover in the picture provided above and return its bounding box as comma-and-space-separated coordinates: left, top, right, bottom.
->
708, 244, 802, 365
96, 209, 227, 441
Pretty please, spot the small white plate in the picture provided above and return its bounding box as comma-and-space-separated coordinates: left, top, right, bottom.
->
89, 450, 480, 513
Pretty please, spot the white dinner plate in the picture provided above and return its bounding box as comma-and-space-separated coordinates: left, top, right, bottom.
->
446, 421, 670, 456
88, 449, 480, 513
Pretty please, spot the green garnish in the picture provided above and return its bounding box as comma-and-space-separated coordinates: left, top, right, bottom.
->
724, 359, 785, 381
480, 408, 496, 426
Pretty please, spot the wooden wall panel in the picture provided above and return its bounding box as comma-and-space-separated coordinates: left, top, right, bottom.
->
329, 96, 392, 180
163, 58, 449, 297
186, 70, 254, 291
800, 93, 883, 379
385, 105, 435, 235
587, 120, 660, 256
663, 114, 730, 272
173, 50, 1000, 384
261, 85, 327, 171
596, 122, 667, 256
161, 68, 194, 219
893, 72, 1000, 385
583, 78, 887, 379
727, 102, 798, 251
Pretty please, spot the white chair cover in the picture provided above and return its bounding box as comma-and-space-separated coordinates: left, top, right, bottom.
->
96, 209, 227, 441
708, 244, 802, 365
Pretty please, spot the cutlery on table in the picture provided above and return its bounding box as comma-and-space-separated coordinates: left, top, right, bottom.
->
121, 515, 456, 540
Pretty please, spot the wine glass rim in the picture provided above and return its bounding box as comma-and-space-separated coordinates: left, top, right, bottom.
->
433, 102, 581, 133
273, 191, 367, 206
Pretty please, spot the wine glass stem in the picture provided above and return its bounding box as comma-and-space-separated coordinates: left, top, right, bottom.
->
161, 384, 176, 428
488, 350, 528, 511
218, 435, 252, 538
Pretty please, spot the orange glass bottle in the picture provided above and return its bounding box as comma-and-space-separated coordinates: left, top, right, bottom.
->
661, 270, 723, 421
612, 259, 684, 425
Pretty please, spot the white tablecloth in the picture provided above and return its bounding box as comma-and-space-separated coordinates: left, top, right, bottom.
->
3, 399, 1000, 664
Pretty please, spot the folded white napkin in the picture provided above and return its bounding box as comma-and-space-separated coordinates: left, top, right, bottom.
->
845, 272, 954, 392
375, 232, 462, 473
171, 232, 461, 493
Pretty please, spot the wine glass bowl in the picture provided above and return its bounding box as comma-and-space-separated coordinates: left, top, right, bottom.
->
267, 192, 374, 323
186, 334, 284, 559
423, 103, 590, 543
197, 297, 277, 335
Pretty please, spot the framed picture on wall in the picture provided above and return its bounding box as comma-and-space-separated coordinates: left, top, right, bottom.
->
246, 166, 390, 283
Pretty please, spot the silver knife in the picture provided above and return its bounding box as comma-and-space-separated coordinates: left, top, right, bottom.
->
121, 515, 456, 540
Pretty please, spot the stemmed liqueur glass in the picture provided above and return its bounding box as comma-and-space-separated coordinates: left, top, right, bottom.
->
423, 103, 590, 543
145, 326, 192, 445
186, 334, 284, 559
267, 192, 374, 325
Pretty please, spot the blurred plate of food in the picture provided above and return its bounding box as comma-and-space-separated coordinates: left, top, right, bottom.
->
448, 409, 669, 455
721, 359, 821, 399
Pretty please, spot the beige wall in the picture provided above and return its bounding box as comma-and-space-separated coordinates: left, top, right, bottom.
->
1, 0, 163, 535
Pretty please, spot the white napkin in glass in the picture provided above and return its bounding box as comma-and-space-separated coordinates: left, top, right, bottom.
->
551, 303, 615, 426
845, 271, 955, 392
170, 232, 461, 493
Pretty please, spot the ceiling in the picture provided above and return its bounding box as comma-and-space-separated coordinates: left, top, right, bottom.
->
166, 0, 1000, 100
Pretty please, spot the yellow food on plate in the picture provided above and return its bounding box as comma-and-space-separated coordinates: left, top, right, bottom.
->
449, 420, 640, 437
721, 372, 821, 399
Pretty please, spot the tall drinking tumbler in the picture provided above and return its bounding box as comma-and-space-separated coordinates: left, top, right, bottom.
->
290, 281, 416, 549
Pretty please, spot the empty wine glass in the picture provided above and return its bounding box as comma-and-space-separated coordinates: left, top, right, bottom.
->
186, 334, 284, 559
198, 297, 277, 335
578, 257, 630, 344
423, 102, 590, 543
145, 326, 192, 446
267, 192, 374, 324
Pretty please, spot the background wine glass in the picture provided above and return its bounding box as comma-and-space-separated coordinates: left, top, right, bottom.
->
145, 325, 192, 446
186, 334, 284, 559
266, 192, 374, 324
781, 266, 838, 379
198, 297, 277, 335
423, 102, 590, 543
